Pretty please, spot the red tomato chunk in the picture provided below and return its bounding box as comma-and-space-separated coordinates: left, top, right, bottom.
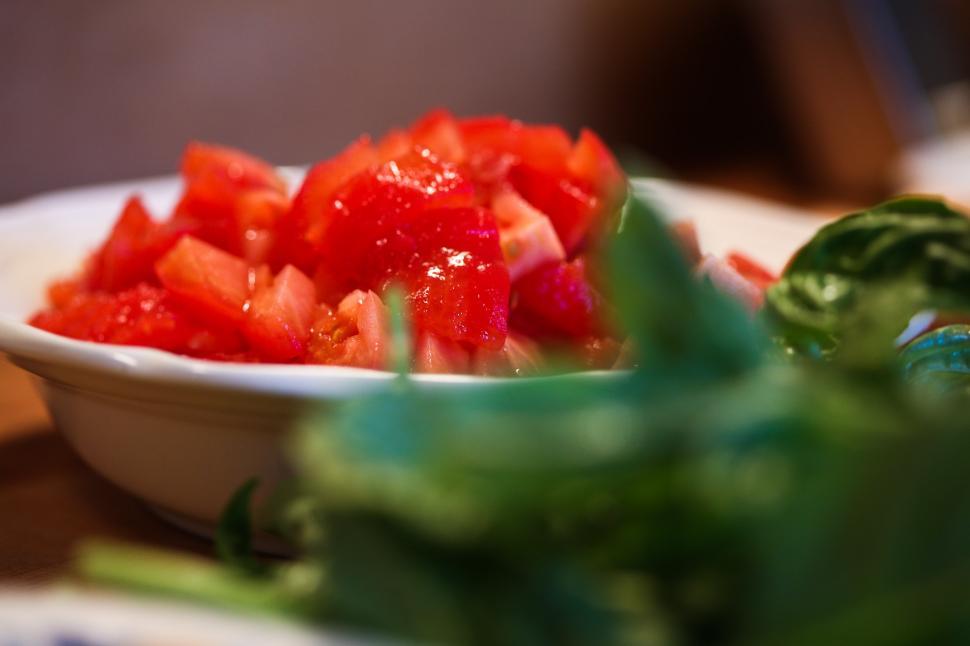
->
30, 109, 636, 372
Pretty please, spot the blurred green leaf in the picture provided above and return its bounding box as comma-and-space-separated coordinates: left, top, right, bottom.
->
215, 478, 264, 575
77, 193, 970, 645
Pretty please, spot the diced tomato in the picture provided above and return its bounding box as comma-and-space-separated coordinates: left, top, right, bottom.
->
173, 142, 288, 255
726, 252, 776, 290
491, 190, 566, 280
86, 196, 180, 292
459, 116, 571, 174
413, 332, 471, 374
236, 189, 289, 264
376, 129, 413, 162
47, 278, 83, 309
402, 206, 510, 349
30, 283, 242, 354
567, 128, 627, 209
459, 115, 516, 151
306, 290, 389, 369
34, 111, 633, 373
243, 265, 316, 362
180, 142, 286, 194
155, 236, 251, 326
410, 109, 465, 164
309, 264, 346, 308
312, 150, 475, 292
508, 164, 599, 254
463, 150, 518, 204
514, 125, 572, 174
249, 264, 273, 293
512, 257, 607, 339
273, 137, 377, 272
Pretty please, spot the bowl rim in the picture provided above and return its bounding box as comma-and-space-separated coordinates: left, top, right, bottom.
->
0, 314, 620, 396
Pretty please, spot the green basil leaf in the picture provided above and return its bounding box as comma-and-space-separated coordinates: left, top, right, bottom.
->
766, 197, 970, 353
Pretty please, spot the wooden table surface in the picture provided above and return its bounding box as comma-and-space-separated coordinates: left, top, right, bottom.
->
0, 357, 210, 585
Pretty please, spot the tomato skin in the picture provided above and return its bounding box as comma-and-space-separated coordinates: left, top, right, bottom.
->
402, 206, 510, 349
87, 196, 179, 292
155, 236, 251, 326
274, 137, 377, 272
512, 257, 607, 340
508, 164, 599, 255
313, 150, 476, 294
243, 264, 316, 362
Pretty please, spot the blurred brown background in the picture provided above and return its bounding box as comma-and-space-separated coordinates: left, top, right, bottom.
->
2, 0, 970, 205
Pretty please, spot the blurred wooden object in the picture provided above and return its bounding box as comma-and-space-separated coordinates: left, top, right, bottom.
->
747, 1, 901, 199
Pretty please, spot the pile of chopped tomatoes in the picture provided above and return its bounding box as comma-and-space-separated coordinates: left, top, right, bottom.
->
30, 110, 632, 374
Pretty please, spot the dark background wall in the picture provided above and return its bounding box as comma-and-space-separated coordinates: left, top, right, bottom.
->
0, 0, 800, 202
2, 1, 969, 204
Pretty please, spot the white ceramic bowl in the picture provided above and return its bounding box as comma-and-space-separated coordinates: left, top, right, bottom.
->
0, 174, 822, 531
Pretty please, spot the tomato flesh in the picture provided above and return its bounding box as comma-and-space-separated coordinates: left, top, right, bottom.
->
155, 236, 251, 326
491, 190, 566, 281
243, 264, 317, 361
513, 257, 606, 339
30, 283, 242, 355
273, 137, 377, 272
402, 207, 510, 349
567, 128, 627, 209
86, 196, 180, 292
509, 164, 599, 255
306, 290, 389, 369
313, 150, 475, 294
